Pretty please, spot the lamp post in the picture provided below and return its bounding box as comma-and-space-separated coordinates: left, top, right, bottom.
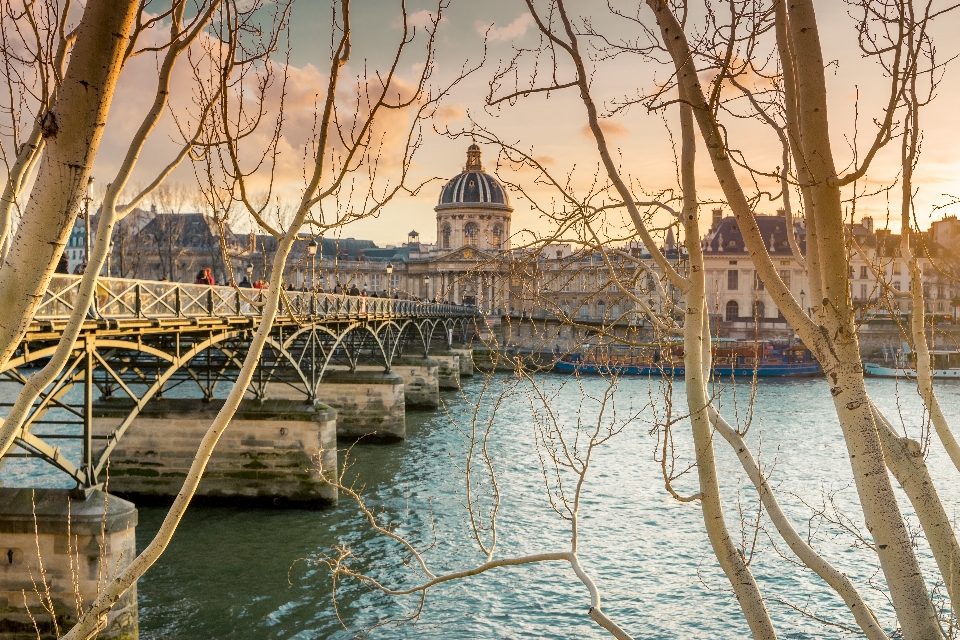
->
246, 262, 254, 283
386, 262, 394, 296
83, 176, 94, 270
424, 274, 430, 301
800, 289, 806, 317
307, 239, 318, 290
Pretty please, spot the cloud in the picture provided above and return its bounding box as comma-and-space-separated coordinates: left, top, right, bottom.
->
406, 10, 439, 31
85, 17, 427, 225
434, 103, 466, 124
580, 120, 630, 140
478, 14, 534, 42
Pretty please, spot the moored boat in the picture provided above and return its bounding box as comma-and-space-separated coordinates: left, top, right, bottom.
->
554, 341, 821, 377
864, 346, 960, 379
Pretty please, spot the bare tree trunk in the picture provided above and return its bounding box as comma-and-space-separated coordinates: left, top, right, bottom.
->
647, 1, 944, 636
673, 97, 777, 638
872, 401, 960, 611
0, 0, 138, 367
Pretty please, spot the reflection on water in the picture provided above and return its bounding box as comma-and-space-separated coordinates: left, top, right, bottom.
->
4, 374, 960, 639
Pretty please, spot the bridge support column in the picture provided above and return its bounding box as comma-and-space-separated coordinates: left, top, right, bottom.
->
449, 346, 475, 377
391, 356, 440, 408
429, 351, 461, 389
0, 488, 138, 640
93, 399, 337, 506
316, 370, 405, 441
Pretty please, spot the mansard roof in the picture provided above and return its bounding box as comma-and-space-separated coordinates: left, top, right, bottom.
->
702, 213, 806, 256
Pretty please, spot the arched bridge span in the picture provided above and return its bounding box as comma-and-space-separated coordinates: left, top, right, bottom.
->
1, 276, 478, 491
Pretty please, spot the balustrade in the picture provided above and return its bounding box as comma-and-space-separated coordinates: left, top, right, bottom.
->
35, 275, 475, 322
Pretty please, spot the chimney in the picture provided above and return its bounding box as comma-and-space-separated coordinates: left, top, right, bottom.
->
777, 208, 786, 218
712, 208, 723, 227
249, 232, 255, 252
861, 216, 874, 232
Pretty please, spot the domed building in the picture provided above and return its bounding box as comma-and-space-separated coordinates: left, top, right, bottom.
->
435, 144, 512, 252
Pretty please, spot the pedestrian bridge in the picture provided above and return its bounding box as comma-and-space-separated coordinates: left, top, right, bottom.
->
2, 276, 479, 493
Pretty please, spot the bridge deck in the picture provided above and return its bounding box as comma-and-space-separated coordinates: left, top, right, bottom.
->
35, 275, 475, 325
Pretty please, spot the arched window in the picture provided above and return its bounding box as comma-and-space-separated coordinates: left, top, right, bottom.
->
754, 301, 765, 318
442, 224, 451, 249
464, 222, 479, 246
492, 224, 502, 248
725, 300, 739, 321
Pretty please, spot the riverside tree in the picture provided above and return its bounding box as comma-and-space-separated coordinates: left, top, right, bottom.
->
325, 1, 960, 639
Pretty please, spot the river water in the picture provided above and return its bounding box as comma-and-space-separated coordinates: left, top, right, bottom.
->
3, 373, 960, 639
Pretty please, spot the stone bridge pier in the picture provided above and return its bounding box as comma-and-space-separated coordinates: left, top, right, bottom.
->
0, 489, 138, 640
92, 399, 337, 507
313, 370, 406, 441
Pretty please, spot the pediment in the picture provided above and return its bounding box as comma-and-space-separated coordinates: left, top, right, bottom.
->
439, 246, 495, 261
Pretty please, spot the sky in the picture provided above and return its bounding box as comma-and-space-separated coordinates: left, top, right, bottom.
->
84, 0, 960, 247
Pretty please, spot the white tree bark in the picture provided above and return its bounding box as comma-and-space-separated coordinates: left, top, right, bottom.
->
0, 0, 222, 462
0, 0, 139, 368
647, 1, 944, 636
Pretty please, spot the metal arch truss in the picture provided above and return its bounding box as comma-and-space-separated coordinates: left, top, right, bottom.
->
2, 276, 478, 491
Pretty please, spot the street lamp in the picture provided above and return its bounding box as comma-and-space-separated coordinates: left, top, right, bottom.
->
246, 263, 254, 283
800, 289, 806, 317
386, 262, 394, 296
307, 239, 318, 289
424, 274, 430, 301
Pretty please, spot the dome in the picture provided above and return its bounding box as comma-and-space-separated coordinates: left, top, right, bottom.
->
436, 145, 511, 209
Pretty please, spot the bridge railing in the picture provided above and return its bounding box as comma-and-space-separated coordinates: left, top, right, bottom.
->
35, 275, 477, 322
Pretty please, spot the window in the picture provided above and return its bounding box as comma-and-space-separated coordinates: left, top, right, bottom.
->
727, 269, 739, 290
779, 269, 791, 289
860, 266, 868, 279
442, 224, 451, 249
860, 284, 867, 300
892, 281, 901, 291
849, 266, 855, 278
893, 262, 902, 276
391, 274, 400, 290
754, 301, 765, 318
371, 274, 381, 289
464, 222, 479, 246
492, 224, 502, 248
725, 300, 739, 321
754, 272, 764, 291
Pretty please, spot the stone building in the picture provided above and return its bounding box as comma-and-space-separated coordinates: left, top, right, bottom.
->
701, 208, 960, 338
